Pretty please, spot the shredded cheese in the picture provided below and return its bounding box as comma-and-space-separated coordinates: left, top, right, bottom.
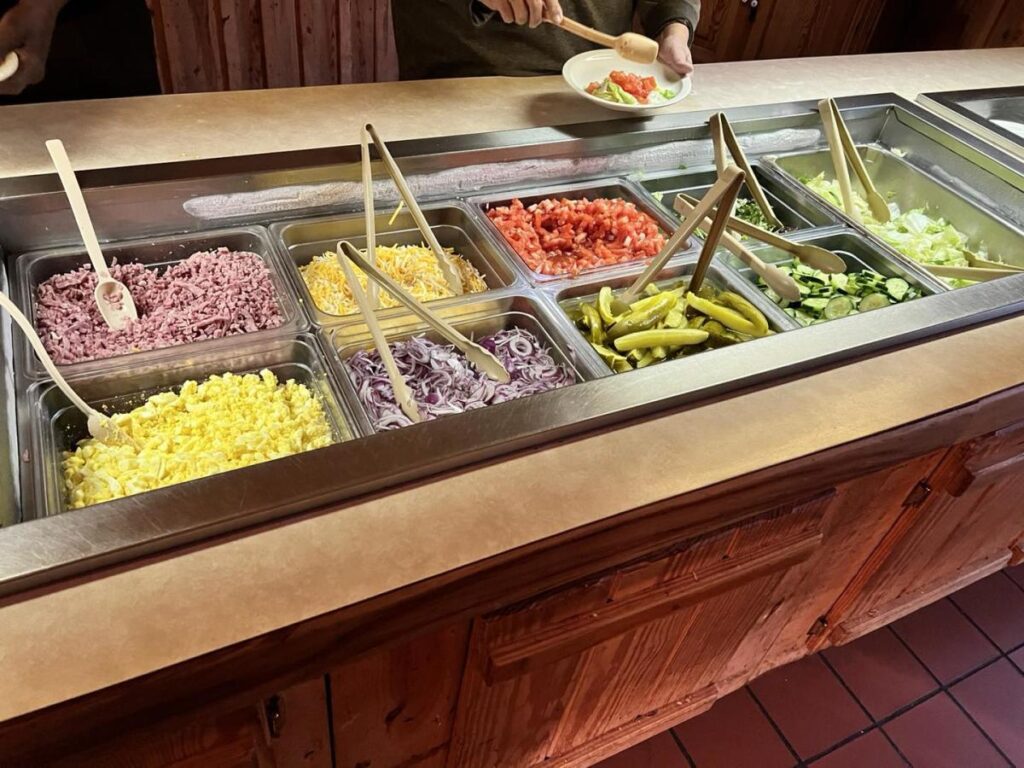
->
299, 244, 487, 316
62, 370, 334, 509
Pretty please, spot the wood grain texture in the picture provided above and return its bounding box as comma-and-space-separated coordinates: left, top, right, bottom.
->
151, 0, 399, 92
825, 421, 1024, 644
447, 500, 826, 767
329, 623, 471, 768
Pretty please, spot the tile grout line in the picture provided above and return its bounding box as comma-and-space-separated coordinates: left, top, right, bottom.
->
890, 612, 1016, 767
743, 686, 806, 767
667, 725, 698, 768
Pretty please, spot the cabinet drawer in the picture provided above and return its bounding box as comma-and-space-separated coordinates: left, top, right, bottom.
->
448, 493, 830, 768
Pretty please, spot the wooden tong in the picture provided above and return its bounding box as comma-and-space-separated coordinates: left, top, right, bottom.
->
610, 166, 745, 315
364, 123, 464, 295
687, 169, 746, 297
818, 98, 890, 223
673, 193, 847, 275
339, 241, 510, 383
709, 113, 784, 232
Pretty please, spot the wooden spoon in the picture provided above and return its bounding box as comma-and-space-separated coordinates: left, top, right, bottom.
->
675, 197, 802, 303
826, 98, 890, 223
0, 52, 18, 82
673, 193, 847, 274
0, 292, 134, 446
46, 139, 139, 331
365, 124, 463, 295
709, 113, 784, 231
687, 171, 745, 296
340, 242, 510, 383
817, 99, 860, 223
552, 17, 659, 64
334, 241, 420, 424
611, 166, 744, 315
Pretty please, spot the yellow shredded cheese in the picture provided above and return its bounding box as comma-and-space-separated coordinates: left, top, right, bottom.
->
62, 370, 334, 509
299, 244, 488, 316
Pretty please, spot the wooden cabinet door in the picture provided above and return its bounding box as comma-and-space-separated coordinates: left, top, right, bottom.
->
827, 422, 1024, 644
446, 494, 831, 768
37, 679, 330, 768
691, 0, 769, 62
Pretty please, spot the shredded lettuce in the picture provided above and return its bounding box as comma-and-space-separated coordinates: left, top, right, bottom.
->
802, 173, 983, 288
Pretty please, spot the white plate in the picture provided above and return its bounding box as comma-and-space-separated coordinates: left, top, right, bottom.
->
562, 49, 691, 114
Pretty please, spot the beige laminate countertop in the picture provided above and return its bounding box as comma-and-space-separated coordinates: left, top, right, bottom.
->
1, 48, 1022, 177
1, 49, 1023, 723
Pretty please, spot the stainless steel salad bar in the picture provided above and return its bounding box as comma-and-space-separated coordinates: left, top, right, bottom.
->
1, 92, 1023, 595
920, 86, 1024, 159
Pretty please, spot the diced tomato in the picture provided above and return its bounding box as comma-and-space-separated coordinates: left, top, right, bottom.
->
486, 197, 666, 277
607, 70, 658, 104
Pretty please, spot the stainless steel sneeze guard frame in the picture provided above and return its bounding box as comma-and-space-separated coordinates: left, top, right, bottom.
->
919, 86, 1024, 159
0, 93, 1023, 596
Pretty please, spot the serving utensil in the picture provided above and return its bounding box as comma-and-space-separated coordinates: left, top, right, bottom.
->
552, 16, 658, 64
334, 241, 420, 423
686, 169, 746, 297
673, 193, 847, 274
0, 292, 134, 446
818, 98, 891, 223
674, 197, 802, 303
610, 165, 744, 315
46, 139, 139, 331
965, 250, 1023, 272
360, 126, 380, 308
924, 264, 1022, 283
0, 51, 18, 82
339, 241, 510, 383
709, 113, 784, 231
365, 124, 463, 295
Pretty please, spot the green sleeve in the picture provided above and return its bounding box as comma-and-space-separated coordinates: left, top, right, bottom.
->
637, 0, 700, 41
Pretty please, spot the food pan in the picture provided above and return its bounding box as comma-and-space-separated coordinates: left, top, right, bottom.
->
733, 230, 944, 326
271, 202, 519, 328
768, 146, 1024, 269
321, 294, 595, 435
637, 163, 838, 234
0, 261, 18, 526
26, 335, 353, 516
13, 226, 306, 382
468, 179, 684, 284
555, 259, 795, 375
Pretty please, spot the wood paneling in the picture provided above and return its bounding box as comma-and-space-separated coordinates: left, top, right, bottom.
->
447, 498, 827, 767
150, 0, 398, 93
870, 0, 1024, 52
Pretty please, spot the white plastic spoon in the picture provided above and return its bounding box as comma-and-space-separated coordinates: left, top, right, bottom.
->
0, 292, 134, 446
46, 139, 139, 331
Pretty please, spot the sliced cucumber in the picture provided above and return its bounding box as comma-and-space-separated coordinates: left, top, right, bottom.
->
859, 292, 891, 312
885, 277, 910, 301
824, 295, 855, 320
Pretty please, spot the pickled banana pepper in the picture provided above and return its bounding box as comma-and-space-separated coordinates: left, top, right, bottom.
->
571, 281, 772, 373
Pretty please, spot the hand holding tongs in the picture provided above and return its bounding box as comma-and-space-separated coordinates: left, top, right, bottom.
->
0, 292, 135, 446
709, 113, 784, 232
610, 165, 746, 315
818, 98, 891, 223
673, 192, 847, 275
339, 241, 510, 384
364, 123, 464, 296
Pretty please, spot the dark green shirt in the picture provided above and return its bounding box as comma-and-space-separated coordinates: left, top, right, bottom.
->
393, 0, 700, 80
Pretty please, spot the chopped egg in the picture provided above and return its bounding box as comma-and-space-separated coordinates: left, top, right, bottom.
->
299, 244, 487, 316
62, 370, 334, 509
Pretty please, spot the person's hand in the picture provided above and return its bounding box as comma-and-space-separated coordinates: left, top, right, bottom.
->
658, 22, 694, 77
0, 0, 65, 96
480, 0, 564, 28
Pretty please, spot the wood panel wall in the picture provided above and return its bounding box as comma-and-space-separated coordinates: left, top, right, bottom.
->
148, 0, 399, 94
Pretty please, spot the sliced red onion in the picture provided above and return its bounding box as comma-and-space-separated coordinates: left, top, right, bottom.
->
345, 328, 575, 432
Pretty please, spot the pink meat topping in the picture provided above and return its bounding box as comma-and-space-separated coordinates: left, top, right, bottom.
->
34, 248, 284, 365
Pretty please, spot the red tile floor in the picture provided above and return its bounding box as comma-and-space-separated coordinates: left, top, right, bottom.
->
596, 565, 1024, 768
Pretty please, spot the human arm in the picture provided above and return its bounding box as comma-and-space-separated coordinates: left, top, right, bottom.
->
471, 0, 563, 28
637, 0, 699, 76
0, 0, 68, 95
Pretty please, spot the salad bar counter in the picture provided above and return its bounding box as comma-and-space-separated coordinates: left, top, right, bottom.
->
2, 92, 1023, 590
2, 71, 1024, 766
